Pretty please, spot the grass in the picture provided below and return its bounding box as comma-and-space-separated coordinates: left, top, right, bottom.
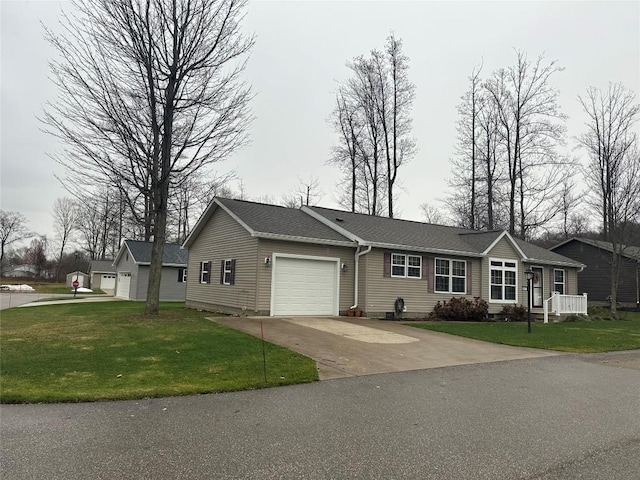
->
407, 313, 640, 353
0, 302, 317, 403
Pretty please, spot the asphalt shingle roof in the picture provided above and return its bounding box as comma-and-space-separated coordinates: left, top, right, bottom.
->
217, 198, 353, 243
577, 238, 640, 260
515, 238, 584, 266
307, 206, 497, 255
90, 260, 116, 273
125, 240, 188, 266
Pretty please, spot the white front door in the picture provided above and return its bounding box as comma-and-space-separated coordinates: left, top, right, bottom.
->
271, 255, 339, 316
116, 272, 131, 299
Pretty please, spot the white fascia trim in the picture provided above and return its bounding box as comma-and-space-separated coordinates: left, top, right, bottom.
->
213, 199, 256, 236
254, 231, 357, 248
370, 241, 483, 258
112, 242, 133, 266
182, 200, 218, 248
524, 258, 585, 269
482, 231, 528, 259
300, 206, 364, 243
135, 263, 188, 268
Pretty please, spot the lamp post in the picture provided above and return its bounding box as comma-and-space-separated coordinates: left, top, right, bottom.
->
524, 269, 534, 333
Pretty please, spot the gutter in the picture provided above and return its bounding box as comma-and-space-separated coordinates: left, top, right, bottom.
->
351, 245, 372, 310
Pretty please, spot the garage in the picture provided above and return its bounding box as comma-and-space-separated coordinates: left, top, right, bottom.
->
101, 274, 116, 291
271, 255, 339, 316
116, 272, 131, 299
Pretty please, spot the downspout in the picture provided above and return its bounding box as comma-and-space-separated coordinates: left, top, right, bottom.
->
351, 245, 372, 310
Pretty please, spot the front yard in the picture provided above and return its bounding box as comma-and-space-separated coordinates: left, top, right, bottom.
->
0, 302, 317, 403
408, 313, 640, 353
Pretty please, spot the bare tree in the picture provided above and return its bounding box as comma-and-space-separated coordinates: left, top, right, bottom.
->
419, 203, 445, 224
23, 236, 50, 279
0, 210, 30, 277
43, 0, 254, 314
52, 198, 78, 281
485, 51, 567, 238
578, 83, 639, 314
330, 34, 415, 217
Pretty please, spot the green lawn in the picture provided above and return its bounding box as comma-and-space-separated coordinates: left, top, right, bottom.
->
407, 314, 640, 353
0, 302, 317, 403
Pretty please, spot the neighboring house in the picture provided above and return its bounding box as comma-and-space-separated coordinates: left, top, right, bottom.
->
551, 237, 640, 308
89, 260, 116, 293
4, 264, 38, 278
66, 271, 90, 288
183, 197, 584, 317
113, 240, 188, 301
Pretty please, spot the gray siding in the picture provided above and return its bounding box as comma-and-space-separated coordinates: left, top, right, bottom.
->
552, 241, 638, 304
135, 265, 186, 301
256, 240, 356, 314
361, 249, 482, 317
185, 207, 259, 312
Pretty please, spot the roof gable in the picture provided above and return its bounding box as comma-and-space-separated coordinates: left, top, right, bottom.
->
183, 197, 354, 248
114, 240, 188, 266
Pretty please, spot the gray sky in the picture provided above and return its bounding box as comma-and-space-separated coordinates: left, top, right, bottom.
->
1, 0, 639, 244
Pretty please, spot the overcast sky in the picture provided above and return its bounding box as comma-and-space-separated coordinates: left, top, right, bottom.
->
1, 0, 638, 245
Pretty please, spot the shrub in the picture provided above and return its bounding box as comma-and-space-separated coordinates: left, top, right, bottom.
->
500, 304, 527, 322
430, 297, 488, 321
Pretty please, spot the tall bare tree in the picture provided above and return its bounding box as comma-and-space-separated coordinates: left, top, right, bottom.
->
578, 83, 639, 314
52, 197, 78, 281
330, 34, 415, 217
43, 0, 254, 314
0, 210, 30, 277
485, 51, 567, 238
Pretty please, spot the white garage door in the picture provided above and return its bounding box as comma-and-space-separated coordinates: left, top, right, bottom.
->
271, 256, 339, 316
101, 274, 116, 290
116, 272, 131, 299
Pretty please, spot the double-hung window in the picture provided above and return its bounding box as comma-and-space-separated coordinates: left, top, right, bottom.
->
554, 269, 565, 294
490, 259, 517, 302
200, 262, 210, 284
391, 253, 421, 279
222, 259, 233, 285
435, 258, 466, 294
178, 268, 187, 283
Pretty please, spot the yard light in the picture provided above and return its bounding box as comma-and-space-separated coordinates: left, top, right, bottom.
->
524, 269, 535, 333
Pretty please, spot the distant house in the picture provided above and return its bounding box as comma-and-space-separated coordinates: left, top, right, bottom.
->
113, 240, 188, 301
182, 197, 584, 317
551, 238, 640, 308
89, 260, 117, 294
66, 271, 90, 288
5, 264, 38, 278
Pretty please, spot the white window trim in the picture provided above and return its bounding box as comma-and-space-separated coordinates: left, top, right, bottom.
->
200, 261, 209, 284
553, 268, 565, 294
223, 259, 233, 285
391, 253, 421, 279
434, 258, 466, 294
180, 268, 187, 283
489, 258, 518, 304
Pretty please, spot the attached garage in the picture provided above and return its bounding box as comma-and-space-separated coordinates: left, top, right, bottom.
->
116, 272, 131, 299
270, 254, 340, 316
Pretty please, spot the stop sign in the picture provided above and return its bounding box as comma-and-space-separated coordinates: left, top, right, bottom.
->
72, 280, 79, 288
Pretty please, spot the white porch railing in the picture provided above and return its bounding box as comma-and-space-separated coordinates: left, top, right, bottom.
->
543, 292, 588, 323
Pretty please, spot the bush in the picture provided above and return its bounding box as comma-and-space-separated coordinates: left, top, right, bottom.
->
500, 304, 527, 322
430, 297, 488, 321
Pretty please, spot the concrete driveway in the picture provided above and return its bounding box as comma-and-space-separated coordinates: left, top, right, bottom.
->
211, 316, 560, 379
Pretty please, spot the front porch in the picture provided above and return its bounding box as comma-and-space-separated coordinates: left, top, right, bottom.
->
543, 293, 588, 323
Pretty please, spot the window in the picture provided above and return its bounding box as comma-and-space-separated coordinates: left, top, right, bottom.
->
223, 259, 233, 285
391, 254, 421, 279
178, 268, 187, 283
200, 262, 209, 284
435, 258, 466, 294
554, 269, 565, 294
490, 259, 517, 302
220, 259, 235, 285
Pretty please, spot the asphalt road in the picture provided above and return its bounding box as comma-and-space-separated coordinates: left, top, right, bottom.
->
0, 292, 70, 310
2, 353, 640, 479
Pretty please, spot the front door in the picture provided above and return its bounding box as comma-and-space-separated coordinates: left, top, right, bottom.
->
531, 267, 543, 308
